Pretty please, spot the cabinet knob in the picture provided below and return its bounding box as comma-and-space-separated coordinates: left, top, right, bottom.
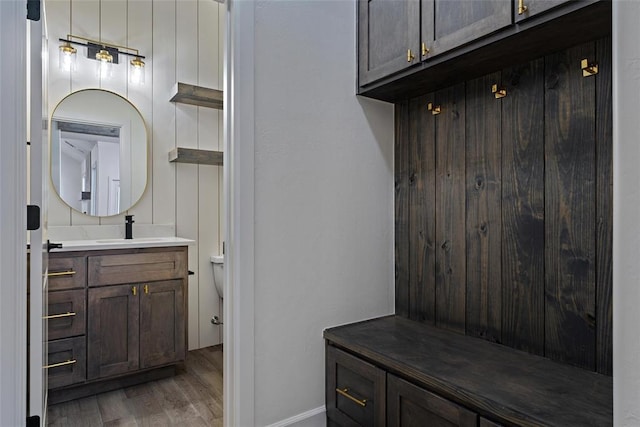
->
421, 42, 429, 57
407, 49, 415, 62
144, 284, 149, 295
518, 0, 528, 15
132, 286, 137, 296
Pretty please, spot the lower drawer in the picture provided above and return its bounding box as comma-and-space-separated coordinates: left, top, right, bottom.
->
47, 337, 86, 389
326, 345, 385, 426
47, 289, 86, 340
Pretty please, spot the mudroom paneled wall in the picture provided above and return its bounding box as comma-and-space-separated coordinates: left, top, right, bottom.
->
395, 37, 612, 375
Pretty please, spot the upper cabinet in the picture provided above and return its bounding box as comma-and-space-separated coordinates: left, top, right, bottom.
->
514, 0, 572, 22
426, 0, 511, 57
359, 0, 511, 87
358, 0, 610, 101
358, 0, 420, 86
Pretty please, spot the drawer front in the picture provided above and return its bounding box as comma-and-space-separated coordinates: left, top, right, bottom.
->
88, 248, 187, 286
47, 289, 86, 340
326, 345, 385, 427
48, 255, 87, 291
47, 336, 86, 389
387, 374, 477, 427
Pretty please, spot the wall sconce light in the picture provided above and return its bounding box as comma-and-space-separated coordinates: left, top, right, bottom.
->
57, 35, 146, 84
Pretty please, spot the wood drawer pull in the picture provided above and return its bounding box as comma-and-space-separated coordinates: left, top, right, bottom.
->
44, 359, 77, 369
47, 270, 76, 277
336, 387, 367, 407
43, 312, 76, 320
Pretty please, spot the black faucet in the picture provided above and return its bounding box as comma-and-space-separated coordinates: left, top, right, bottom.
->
125, 215, 134, 239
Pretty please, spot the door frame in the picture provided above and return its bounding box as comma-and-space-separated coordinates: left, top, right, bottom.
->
224, 0, 255, 425
0, 0, 28, 425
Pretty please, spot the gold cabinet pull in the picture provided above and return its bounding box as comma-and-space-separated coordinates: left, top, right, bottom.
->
336, 388, 367, 407
44, 359, 76, 369
518, 0, 528, 15
43, 312, 76, 320
47, 270, 76, 277
144, 284, 149, 295
407, 49, 415, 62
421, 42, 429, 57
132, 286, 137, 296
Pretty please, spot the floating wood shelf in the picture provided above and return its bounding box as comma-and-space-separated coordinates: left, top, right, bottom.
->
169, 148, 223, 166
170, 82, 223, 110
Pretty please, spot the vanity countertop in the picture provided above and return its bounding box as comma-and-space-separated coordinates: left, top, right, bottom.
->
51, 237, 195, 252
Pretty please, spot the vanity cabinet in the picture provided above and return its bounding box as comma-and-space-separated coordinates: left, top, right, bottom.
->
47, 245, 188, 404
324, 316, 612, 427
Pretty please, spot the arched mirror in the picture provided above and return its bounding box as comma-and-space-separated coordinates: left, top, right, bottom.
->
50, 89, 147, 216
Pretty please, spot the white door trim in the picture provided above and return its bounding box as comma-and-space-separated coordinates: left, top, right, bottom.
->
0, 0, 28, 425
224, 0, 256, 425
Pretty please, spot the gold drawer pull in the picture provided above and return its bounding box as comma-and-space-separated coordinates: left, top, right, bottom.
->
44, 359, 77, 369
144, 284, 149, 295
518, 0, 528, 15
336, 387, 367, 407
47, 270, 76, 277
43, 312, 76, 320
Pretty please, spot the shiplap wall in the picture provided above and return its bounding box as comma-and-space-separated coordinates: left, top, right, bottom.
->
45, 0, 224, 350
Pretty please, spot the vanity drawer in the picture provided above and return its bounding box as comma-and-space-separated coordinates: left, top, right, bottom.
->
48, 255, 87, 291
47, 289, 86, 340
47, 336, 86, 389
326, 345, 385, 427
88, 249, 188, 286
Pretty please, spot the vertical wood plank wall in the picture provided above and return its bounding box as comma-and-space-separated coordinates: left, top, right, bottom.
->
395, 37, 612, 374
46, 0, 224, 350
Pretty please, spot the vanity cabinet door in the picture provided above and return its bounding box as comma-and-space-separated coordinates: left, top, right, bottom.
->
387, 374, 477, 427
87, 284, 140, 379
139, 279, 186, 369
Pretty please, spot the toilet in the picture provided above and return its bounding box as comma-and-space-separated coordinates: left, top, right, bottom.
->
210, 254, 224, 299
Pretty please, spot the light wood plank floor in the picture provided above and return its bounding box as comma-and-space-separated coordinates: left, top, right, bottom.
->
47, 346, 223, 427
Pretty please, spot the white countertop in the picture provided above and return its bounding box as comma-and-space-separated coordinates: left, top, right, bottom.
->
51, 237, 195, 252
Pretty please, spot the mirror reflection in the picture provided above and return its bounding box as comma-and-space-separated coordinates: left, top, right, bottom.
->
51, 89, 147, 216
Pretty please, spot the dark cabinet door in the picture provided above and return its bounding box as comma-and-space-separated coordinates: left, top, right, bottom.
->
387, 374, 477, 427
514, 0, 572, 22
326, 345, 386, 427
87, 284, 140, 379
139, 279, 186, 369
427, 0, 511, 57
359, 0, 420, 86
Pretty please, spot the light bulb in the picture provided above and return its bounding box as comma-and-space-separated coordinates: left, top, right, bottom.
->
58, 42, 77, 71
95, 49, 113, 79
129, 57, 145, 85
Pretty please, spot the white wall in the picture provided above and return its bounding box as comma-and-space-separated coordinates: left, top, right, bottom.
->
46, 0, 225, 349
250, 0, 395, 424
613, 1, 640, 425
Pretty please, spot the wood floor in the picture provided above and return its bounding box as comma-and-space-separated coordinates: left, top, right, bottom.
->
47, 346, 223, 427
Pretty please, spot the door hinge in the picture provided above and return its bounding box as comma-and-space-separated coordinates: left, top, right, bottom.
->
26, 0, 40, 21
26, 415, 40, 427
27, 205, 40, 231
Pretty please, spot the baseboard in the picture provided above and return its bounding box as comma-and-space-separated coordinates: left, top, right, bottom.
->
265, 406, 326, 427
